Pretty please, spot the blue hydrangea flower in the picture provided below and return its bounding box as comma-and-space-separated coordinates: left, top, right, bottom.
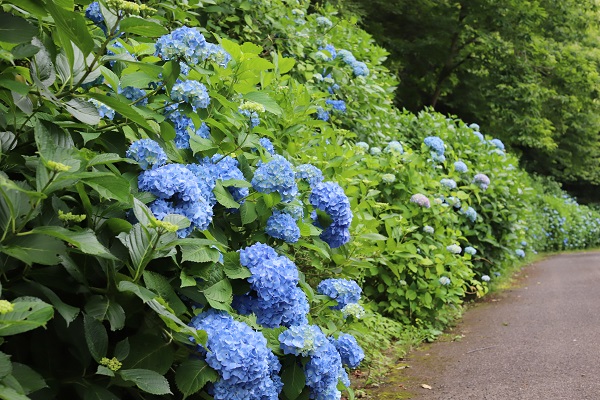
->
126, 139, 167, 170
447, 244, 462, 254
317, 278, 361, 310
319, 44, 337, 60
240, 108, 260, 128
336, 49, 356, 63
464, 246, 477, 255
494, 272, 501, 277
431, 152, 446, 163
279, 325, 329, 357
89, 99, 115, 120
469, 123, 480, 130
384, 140, 404, 154
85, 2, 104, 24
259, 138, 275, 155
202, 42, 232, 67
155, 26, 207, 63
201, 154, 249, 204
440, 178, 457, 190
118, 86, 147, 106
410, 194, 430, 208
464, 206, 477, 222
331, 333, 364, 368
170, 79, 210, 110
489, 139, 505, 150
189, 310, 282, 400
316, 107, 330, 121
237, 243, 309, 328
424, 136, 445, 155
473, 131, 485, 141
251, 155, 298, 202
325, 99, 346, 112
454, 161, 468, 173
482, 275, 491, 282
369, 147, 382, 156
164, 104, 196, 149
351, 61, 369, 77
196, 122, 210, 139
355, 141, 369, 153
515, 249, 525, 258
309, 182, 353, 248
315, 16, 333, 28
439, 276, 451, 286
304, 339, 345, 399
295, 164, 324, 187
423, 225, 434, 234
473, 173, 491, 190
266, 210, 300, 243
341, 303, 365, 319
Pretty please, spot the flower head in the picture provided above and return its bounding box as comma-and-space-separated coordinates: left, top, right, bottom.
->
447, 244, 462, 254
424, 136, 445, 155
126, 139, 167, 170
317, 278, 361, 310
454, 161, 468, 173
473, 173, 491, 190
464, 246, 477, 255
266, 210, 300, 243
251, 155, 298, 202
439, 276, 451, 286
410, 194, 430, 208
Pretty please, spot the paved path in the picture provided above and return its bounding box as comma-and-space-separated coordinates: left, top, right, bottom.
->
382, 252, 600, 400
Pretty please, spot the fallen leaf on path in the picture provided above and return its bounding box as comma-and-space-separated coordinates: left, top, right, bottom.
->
421, 384, 432, 390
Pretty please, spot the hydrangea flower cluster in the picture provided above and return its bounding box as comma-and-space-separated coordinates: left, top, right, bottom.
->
410, 193, 430, 208
164, 104, 200, 149
482, 275, 491, 282
355, 142, 369, 153
384, 140, 404, 154
370, 147, 382, 156
188, 310, 282, 400
319, 44, 337, 60
440, 178, 457, 190
423, 225, 434, 234
382, 173, 396, 184
454, 161, 468, 172
515, 249, 526, 258
473, 173, 491, 190
236, 243, 309, 327
424, 136, 445, 155
279, 324, 328, 356
464, 206, 477, 222
240, 101, 265, 128
317, 278, 361, 310
85, 2, 104, 25
200, 154, 249, 203
138, 164, 213, 237
445, 196, 461, 209
431, 153, 446, 163
325, 99, 346, 113
315, 16, 333, 28
309, 182, 353, 248
155, 26, 231, 67
126, 139, 167, 170
447, 244, 462, 254
316, 107, 330, 121
118, 86, 147, 106
251, 155, 298, 202
259, 137, 275, 155
341, 303, 365, 319
170, 80, 210, 110
464, 246, 477, 255
295, 164, 324, 188
89, 99, 115, 120
265, 210, 300, 243
490, 139, 505, 150
331, 333, 365, 368
439, 276, 451, 286
336, 49, 369, 77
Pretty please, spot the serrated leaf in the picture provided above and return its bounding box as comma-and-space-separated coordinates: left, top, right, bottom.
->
114, 338, 130, 361
0, 353, 12, 379
180, 245, 221, 263
243, 91, 283, 115
1, 234, 66, 266
26, 226, 115, 259
240, 202, 257, 224
119, 17, 168, 37
29, 281, 79, 325
83, 385, 120, 400
143, 271, 187, 316
46, 1, 94, 55
360, 233, 388, 241
82, 174, 132, 204
120, 71, 155, 89
0, 132, 16, 152
0, 297, 54, 336
213, 181, 240, 209
0, 384, 29, 400
83, 313, 108, 362
96, 365, 114, 377
86, 92, 153, 131
65, 98, 101, 125
122, 334, 174, 374
117, 281, 156, 303
31, 38, 55, 88
11, 363, 46, 394
223, 252, 251, 279
120, 369, 171, 395
175, 359, 218, 398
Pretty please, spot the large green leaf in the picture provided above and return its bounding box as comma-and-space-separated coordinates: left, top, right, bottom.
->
86, 93, 153, 131
45, 1, 94, 55
122, 335, 174, 374
83, 313, 108, 362
179, 244, 221, 263
29, 282, 79, 325
0, 297, 53, 336
243, 91, 283, 115
119, 17, 168, 37
25, 226, 115, 259
11, 363, 46, 395
142, 271, 187, 316
119, 369, 171, 395
0, 353, 11, 379
65, 98, 100, 125
0, 384, 29, 400
82, 175, 132, 204
281, 362, 306, 400
213, 181, 240, 209
1, 235, 66, 266
175, 359, 218, 398
0, 13, 37, 44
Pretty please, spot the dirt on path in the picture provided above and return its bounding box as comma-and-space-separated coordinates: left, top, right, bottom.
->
365, 252, 600, 400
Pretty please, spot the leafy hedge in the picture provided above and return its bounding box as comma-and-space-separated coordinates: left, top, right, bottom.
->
0, 0, 599, 399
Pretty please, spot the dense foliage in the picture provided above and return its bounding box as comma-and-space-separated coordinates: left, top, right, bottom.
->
345, 0, 600, 201
0, 0, 598, 399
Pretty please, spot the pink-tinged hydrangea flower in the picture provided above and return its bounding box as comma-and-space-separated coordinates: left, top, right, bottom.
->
473, 173, 491, 190
410, 193, 430, 208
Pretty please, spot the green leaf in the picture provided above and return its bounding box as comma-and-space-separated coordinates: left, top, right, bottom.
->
221, 179, 252, 188
114, 338, 130, 361
119, 369, 171, 395
83, 385, 119, 400
0, 297, 54, 336
25, 226, 115, 259
162, 60, 180, 93
281, 362, 306, 400
122, 334, 174, 374
11, 363, 47, 394
0, 13, 37, 44
143, 271, 187, 316
29, 282, 79, 325
180, 244, 221, 263
45, 1, 94, 55
82, 175, 132, 204
202, 278, 232, 305
84, 296, 125, 331
0, 384, 29, 400
223, 252, 251, 279
96, 365, 114, 377
117, 281, 156, 303
243, 92, 283, 115
189, 135, 217, 154
213, 181, 240, 209
86, 93, 153, 131
120, 71, 156, 89
119, 17, 168, 37
131, 197, 155, 226
1, 234, 66, 266
83, 313, 108, 362
0, 80, 29, 96
360, 233, 388, 241
0, 353, 11, 379
240, 202, 257, 225
175, 359, 218, 398
64, 98, 100, 125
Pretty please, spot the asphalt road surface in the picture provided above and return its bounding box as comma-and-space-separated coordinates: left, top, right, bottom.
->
392, 252, 600, 400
